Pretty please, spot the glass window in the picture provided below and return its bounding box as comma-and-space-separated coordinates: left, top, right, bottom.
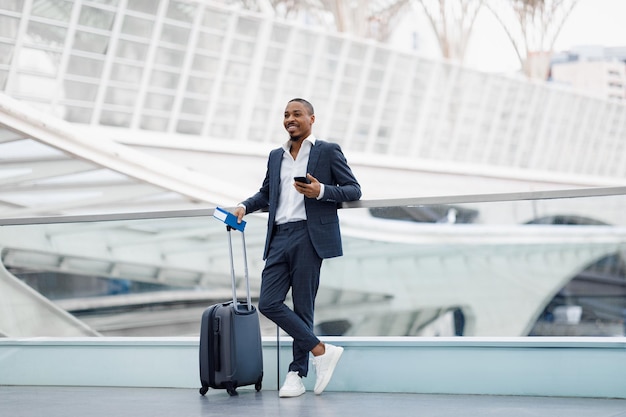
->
344, 62, 362, 79
289, 51, 312, 72
373, 138, 389, 154
321, 57, 338, 74
64, 80, 99, 101
202, 8, 230, 31
150, 69, 178, 89
236, 17, 260, 38
186, 75, 213, 95
121, 15, 153, 38
230, 39, 255, 60
246, 125, 264, 142
196, 32, 223, 54
18, 48, 59, 75
154, 46, 184, 67
105, 86, 138, 106
220, 80, 244, 98
264, 46, 281, 65
161, 23, 189, 45
181, 97, 208, 115
191, 53, 218, 73
87, 0, 119, 5
311, 77, 332, 96
64, 105, 93, 123
373, 49, 389, 65
67, 55, 104, 78
14, 73, 56, 98
166, 1, 195, 23
248, 108, 270, 140
270, 24, 290, 43
78, 5, 115, 30
294, 30, 316, 49
260, 68, 280, 86
381, 94, 400, 119
0, 70, 7, 89
100, 109, 131, 127
110, 62, 143, 84
140, 115, 168, 131
325, 37, 343, 56
364, 86, 380, 101
144, 92, 173, 111
334, 100, 352, 117
348, 43, 367, 60
176, 119, 202, 135
26, 21, 66, 48
0, 0, 25, 12
116, 39, 148, 61
224, 60, 250, 82
126, 0, 157, 15
0, 15, 20, 38
360, 103, 375, 119
31, 0, 73, 22
0, 43, 14, 65
74, 30, 110, 54
210, 122, 234, 138
339, 81, 356, 97
368, 68, 384, 84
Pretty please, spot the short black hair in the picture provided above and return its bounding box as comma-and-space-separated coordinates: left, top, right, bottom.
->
288, 98, 314, 115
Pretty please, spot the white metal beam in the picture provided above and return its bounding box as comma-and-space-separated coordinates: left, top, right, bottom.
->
0, 93, 251, 209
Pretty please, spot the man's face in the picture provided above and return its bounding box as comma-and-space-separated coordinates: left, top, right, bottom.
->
284, 101, 314, 141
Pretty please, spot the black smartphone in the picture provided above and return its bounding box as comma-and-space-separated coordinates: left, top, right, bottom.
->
294, 176, 310, 184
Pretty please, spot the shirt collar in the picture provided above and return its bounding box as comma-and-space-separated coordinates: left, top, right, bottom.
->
282, 134, 316, 152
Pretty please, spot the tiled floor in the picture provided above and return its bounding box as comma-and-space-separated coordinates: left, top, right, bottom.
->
2, 386, 626, 417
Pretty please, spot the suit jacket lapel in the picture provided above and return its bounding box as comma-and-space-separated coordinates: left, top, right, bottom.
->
270, 149, 283, 205
307, 141, 321, 174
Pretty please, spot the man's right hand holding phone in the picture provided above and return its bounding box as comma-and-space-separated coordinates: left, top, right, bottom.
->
294, 173, 321, 199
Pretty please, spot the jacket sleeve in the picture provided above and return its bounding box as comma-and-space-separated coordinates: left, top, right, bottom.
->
319, 143, 361, 204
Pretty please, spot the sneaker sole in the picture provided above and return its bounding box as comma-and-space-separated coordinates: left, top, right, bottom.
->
279, 386, 305, 398
314, 346, 344, 395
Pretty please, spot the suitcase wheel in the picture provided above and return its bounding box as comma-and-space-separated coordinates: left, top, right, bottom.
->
199, 386, 208, 396
255, 377, 262, 392
224, 382, 238, 396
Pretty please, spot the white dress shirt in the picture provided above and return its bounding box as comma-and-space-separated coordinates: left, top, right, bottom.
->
275, 135, 323, 225
239, 135, 325, 221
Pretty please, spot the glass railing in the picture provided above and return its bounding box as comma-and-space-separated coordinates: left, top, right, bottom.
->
1, 186, 626, 338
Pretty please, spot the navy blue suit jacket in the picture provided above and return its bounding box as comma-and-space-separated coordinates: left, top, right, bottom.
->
242, 140, 361, 260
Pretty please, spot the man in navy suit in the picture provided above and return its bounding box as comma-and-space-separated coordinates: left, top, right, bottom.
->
234, 98, 361, 397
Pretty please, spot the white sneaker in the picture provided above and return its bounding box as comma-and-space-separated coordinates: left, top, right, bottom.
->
279, 371, 305, 398
313, 343, 344, 395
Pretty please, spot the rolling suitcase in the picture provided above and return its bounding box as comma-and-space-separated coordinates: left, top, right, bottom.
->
199, 219, 263, 396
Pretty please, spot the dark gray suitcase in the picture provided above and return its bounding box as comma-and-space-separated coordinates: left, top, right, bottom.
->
199, 226, 263, 396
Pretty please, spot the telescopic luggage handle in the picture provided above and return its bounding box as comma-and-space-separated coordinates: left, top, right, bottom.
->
213, 207, 251, 311
225, 225, 252, 311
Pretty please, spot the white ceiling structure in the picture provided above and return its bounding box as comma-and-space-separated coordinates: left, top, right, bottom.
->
0, 93, 249, 219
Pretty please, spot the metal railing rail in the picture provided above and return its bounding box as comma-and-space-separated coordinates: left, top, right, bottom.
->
2, 185, 626, 226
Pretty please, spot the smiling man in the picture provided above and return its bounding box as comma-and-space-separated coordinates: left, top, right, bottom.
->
234, 98, 361, 397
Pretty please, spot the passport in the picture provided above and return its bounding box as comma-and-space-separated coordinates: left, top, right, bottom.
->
213, 207, 246, 232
